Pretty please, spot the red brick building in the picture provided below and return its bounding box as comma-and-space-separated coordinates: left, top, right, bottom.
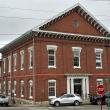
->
0, 3, 110, 102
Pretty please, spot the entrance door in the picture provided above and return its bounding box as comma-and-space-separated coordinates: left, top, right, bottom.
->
74, 79, 82, 96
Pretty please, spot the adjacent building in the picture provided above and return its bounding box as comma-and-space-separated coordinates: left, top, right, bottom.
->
0, 3, 110, 102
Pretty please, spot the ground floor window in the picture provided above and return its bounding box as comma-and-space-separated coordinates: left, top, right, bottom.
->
48, 80, 56, 98
29, 80, 33, 99
20, 80, 24, 97
8, 81, 11, 95
13, 80, 16, 96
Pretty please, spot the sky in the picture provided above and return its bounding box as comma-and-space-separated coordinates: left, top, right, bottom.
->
0, 0, 110, 48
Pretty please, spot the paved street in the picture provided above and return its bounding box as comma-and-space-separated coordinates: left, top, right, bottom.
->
0, 105, 109, 110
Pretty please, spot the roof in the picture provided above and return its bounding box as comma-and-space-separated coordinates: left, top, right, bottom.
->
0, 3, 110, 53
35, 3, 110, 37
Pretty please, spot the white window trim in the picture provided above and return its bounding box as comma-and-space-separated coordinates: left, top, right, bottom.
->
72, 47, 82, 69
29, 80, 33, 99
3, 58, 6, 73
28, 47, 33, 69
13, 80, 16, 96
47, 45, 58, 68
20, 50, 24, 70
8, 56, 11, 73
0, 67, 1, 77
95, 48, 103, 69
48, 80, 56, 99
13, 53, 17, 71
20, 80, 24, 97
8, 81, 11, 95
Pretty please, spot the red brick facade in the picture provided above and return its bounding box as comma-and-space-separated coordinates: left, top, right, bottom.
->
0, 4, 110, 102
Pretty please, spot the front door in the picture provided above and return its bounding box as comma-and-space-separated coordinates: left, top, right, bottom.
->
74, 79, 82, 96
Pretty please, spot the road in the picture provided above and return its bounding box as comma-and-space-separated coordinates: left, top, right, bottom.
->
0, 105, 109, 110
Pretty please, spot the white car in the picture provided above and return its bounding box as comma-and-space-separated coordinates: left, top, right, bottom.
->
49, 94, 82, 107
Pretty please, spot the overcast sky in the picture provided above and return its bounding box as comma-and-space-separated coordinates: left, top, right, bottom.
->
0, 0, 110, 48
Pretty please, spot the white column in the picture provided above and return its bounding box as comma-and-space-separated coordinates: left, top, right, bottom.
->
86, 77, 89, 98
67, 77, 70, 94
82, 78, 86, 100
71, 78, 74, 94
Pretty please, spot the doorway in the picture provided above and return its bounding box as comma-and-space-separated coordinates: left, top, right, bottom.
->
74, 79, 82, 96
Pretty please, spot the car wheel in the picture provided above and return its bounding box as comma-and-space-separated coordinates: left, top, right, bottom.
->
96, 100, 101, 105
54, 101, 60, 107
74, 100, 80, 106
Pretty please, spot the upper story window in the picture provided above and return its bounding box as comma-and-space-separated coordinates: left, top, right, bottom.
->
20, 50, 24, 70
3, 58, 6, 73
29, 80, 33, 99
0, 67, 1, 77
8, 56, 11, 73
28, 47, 33, 69
20, 80, 24, 97
48, 80, 56, 99
72, 47, 82, 68
13, 53, 17, 71
47, 45, 58, 68
95, 48, 103, 69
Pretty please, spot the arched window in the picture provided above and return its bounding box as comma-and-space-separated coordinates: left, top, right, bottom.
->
29, 80, 33, 99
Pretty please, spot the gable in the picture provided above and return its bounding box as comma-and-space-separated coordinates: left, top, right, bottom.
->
39, 4, 110, 37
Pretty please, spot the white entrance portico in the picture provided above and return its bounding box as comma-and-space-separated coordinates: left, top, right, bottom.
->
66, 74, 90, 99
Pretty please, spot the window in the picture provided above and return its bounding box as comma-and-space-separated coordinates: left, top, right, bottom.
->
3, 81, 6, 94
72, 47, 82, 68
28, 47, 33, 69
20, 80, 24, 97
20, 50, 24, 70
13, 80, 16, 96
13, 53, 17, 71
48, 80, 56, 98
0, 67, 1, 77
29, 80, 33, 99
8, 56, 11, 73
97, 79, 103, 86
8, 81, 11, 95
47, 45, 57, 68
95, 48, 103, 69
0, 83, 1, 94
3, 58, 6, 73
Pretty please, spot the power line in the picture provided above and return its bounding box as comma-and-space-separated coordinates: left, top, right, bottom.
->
0, 15, 49, 20
0, 6, 58, 13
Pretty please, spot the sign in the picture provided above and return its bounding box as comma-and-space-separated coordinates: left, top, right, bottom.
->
97, 85, 104, 96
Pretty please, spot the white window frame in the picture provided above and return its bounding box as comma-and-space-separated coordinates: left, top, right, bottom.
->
29, 80, 33, 99
8, 56, 11, 73
48, 80, 56, 99
13, 53, 17, 71
72, 47, 82, 68
13, 80, 16, 96
20, 80, 24, 97
47, 45, 57, 68
28, 47, 33, 69
20, 50, 24, 70
8, 81, 11, 95
3, 81, 6, 94
0, 83, 1, 94
0, 67, 1, 77
97, 79, 103, 86
95, 48, 103, 69
3, 58, 6, 73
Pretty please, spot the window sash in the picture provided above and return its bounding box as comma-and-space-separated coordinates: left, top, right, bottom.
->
48, 80, 56, 98
73, 51, 80, 68
20, 51, 24, 70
